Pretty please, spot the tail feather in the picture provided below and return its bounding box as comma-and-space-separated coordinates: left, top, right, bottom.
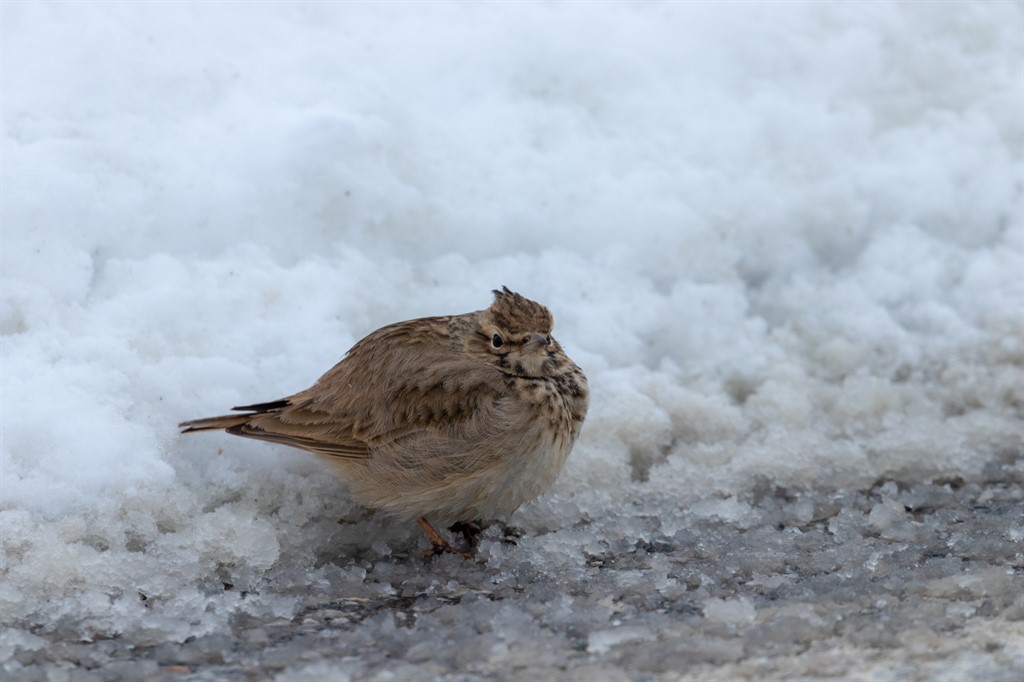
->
179, 398, 290, 433
232, 399, 290, 412
179, 413, 253, 433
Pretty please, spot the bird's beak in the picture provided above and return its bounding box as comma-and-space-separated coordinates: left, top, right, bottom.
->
526, 333, 549, 351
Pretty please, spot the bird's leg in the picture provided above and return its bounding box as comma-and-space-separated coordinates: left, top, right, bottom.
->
448, 520, 484, 548
416, 516, 448, 552
416, 517, 471, 558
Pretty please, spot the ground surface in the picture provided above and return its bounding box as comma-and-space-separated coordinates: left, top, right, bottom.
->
5, 466, 1022, 682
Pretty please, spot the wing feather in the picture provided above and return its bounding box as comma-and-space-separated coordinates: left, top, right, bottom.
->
229, 315, 511, 463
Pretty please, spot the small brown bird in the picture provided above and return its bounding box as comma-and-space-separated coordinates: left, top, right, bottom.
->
179, 287, 589, 556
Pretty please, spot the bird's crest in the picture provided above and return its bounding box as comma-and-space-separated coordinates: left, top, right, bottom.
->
489, 286, 553, 334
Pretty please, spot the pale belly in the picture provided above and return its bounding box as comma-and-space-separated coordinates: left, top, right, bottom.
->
329, 368, 588, 524
332, 426, 575, 525
440, 431, 574, 522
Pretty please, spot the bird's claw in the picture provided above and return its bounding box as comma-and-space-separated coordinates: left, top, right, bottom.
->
421, 541, 474, 559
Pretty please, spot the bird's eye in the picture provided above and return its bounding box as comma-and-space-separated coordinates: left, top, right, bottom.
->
491, 333, 503, 348
545, 335, 552, 346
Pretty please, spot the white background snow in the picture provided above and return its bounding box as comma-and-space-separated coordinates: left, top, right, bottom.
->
2, 2, 1022, 680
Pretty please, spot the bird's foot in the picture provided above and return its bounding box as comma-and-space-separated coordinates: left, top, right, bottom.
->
417, 516, 473, 559
448, 520, 484, 548
420, 541, 473, 559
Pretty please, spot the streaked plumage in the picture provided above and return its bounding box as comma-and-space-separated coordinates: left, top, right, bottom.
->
180, 287, 588, 555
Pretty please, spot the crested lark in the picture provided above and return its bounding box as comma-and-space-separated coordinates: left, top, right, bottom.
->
179, 287, 589, 556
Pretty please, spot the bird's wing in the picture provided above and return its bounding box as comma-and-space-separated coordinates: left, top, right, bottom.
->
236, 315, 513, 460
370, 392, 541, 476
226, 421, 371, 459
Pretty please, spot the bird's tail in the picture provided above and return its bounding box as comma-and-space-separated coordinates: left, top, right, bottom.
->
179, 414, 252, 433
179, 399, 289, 433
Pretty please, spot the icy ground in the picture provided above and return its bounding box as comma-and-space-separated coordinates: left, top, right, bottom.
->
4, 476, 1024, 682
2, 2, 1023, 681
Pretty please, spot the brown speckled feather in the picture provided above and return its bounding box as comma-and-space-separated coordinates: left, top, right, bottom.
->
180, 288, 589, 526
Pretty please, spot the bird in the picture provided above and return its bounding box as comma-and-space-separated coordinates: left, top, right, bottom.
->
179, 287, 589, 557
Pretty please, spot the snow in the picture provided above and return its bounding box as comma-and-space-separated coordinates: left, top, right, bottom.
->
702, 597, 756, 626
2, 2, 1022, 680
